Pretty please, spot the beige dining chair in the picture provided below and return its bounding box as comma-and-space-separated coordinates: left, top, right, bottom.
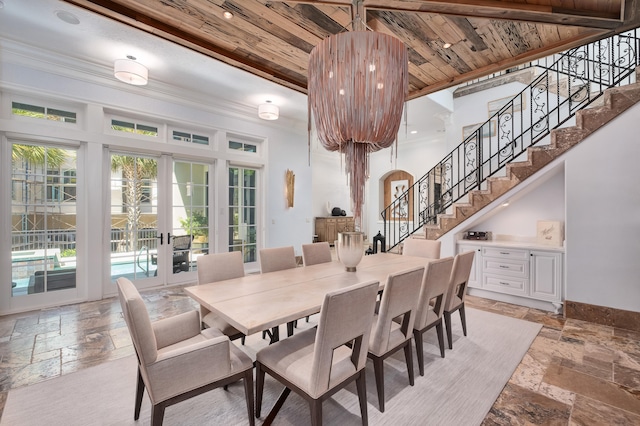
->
255, 280, 380, 426
301, 242, 332, 323
259, 245, 298, 340
367, 265, 424, 412
301, 241, 332, 266
115, 277, 255, 426
259, 245, 297, 273
197, 251, 245, 343
412, 256, 454, 375
443, 251, 476, 350
402, 237, 441, 259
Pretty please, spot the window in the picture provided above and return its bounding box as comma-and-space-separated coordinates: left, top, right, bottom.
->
172, 130, 209, 145
63, 170, 77, 202
229, 140, 257, 153
12, 102, 77, 124
111, 119, 158, 137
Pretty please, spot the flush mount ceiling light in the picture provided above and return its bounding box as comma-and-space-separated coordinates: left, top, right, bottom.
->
443, 42, 452, 49
55, 10, 80, 25
223, 11, 233, 19
114, 55, 148, 86
258, 101, 279, 120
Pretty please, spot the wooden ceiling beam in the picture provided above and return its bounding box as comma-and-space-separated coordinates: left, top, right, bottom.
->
360, 0, 625, 29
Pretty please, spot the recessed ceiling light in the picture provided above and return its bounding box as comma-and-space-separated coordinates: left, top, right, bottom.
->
443, 42, 452, 49
410, 130, 417, 134
55, 10, 80, 25
223, 11, 233, 19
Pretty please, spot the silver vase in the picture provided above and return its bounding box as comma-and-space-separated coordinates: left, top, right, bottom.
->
337, 231, 364, 272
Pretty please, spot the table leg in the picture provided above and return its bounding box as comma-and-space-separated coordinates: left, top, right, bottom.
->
263, 387, 291, 426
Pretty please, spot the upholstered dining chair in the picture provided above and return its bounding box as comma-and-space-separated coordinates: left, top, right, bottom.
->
402, 237, 441, 259
259, 245, 297, 273
301, 241, 332, 266
259, 245, 298, 340
412, 257, 454, 375
255, 280, 380, 426
197, 251, 245, 343
443, 251, 476, 350
115, 277, 254, 426
367, 265, 424, 412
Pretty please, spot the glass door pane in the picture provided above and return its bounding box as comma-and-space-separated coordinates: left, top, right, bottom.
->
109, 153, 159, 287
229, 167, 257, 263
11, 143, 78, 297
169, 160, 210, 284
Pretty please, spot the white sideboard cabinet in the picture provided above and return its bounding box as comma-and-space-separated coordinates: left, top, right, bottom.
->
457, 241, 563, 313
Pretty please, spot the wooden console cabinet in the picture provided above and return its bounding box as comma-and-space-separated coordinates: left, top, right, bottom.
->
315, 217, 355, 245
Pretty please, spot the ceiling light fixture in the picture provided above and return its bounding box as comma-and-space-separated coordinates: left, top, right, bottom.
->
443, 42, 452, 49
258, 101, 279, 120
114, 55, 148, 86
223, 11, 233, 19
308, 20, 407, 226
55, 10, 80, 25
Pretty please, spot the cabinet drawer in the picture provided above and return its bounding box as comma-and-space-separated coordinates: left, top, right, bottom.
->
482, 247, 528, 260
483, 274, 528, 296
482, 258, 528, 278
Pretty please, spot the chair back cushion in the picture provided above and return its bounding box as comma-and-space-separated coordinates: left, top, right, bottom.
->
369, 266, 424, 355
444, 251, 476, 311
116, 277, 157, 365
310, 280, 379, 396
402, 238, 441, 259
197, 251, 245, 284
259, 246, 297, 273
414, 257, 454, 330
302, 242, 332, 266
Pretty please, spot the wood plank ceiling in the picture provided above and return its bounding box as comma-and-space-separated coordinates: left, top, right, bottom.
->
64, 0, 640, 100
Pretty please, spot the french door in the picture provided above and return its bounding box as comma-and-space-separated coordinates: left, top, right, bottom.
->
8, 141, 81, 310
108, 152, 211, 290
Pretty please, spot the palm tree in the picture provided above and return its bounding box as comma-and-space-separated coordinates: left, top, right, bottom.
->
110, 155, 158, 251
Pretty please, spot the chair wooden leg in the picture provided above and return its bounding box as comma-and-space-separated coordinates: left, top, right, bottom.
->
356, 370, 369, 426
255, 363, 265, 418
435, 320, 445, 358
459, 304, 467, 336
373, 356, 386, 412
151, 403, 165, 426
444, 311, 453, 349
310, 399, 322, 426
403, 341, 415, 386
243, 369, 255, 426
134, 367, 145, 420
413, 329, 425, 376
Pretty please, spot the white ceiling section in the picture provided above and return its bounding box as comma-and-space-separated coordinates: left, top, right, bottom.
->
0, 0, 450, 142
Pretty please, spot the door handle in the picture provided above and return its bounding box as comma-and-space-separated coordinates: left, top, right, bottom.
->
157, 233, 163, 245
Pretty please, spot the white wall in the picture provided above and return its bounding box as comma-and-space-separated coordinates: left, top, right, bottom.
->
565, 102, 640, 312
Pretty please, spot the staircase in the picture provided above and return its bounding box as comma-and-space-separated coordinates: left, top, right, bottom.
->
425, 77, 640, 240
381, 27, 640, 249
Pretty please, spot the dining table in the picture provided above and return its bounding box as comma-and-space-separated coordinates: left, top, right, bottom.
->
184, 252, 434, 342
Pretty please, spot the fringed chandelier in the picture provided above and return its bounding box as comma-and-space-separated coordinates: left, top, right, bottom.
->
308, 29, 408, 227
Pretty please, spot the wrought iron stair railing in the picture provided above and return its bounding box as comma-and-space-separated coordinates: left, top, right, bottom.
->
381, 27, 640, 251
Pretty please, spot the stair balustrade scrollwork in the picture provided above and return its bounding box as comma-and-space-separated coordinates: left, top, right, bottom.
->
381, 27, 640, 251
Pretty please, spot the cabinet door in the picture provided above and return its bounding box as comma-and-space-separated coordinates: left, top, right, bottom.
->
458, 245, 481, 288
326, 219, 337, 243
530, 251, 562, 302
315, 218, 327, 242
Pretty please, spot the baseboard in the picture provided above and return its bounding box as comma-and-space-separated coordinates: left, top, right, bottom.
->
564, 300, 640, 332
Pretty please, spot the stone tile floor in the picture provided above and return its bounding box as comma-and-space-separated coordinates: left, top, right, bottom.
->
1, 289, 639, 424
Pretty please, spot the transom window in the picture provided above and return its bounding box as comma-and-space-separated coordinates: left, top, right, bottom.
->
173, 130, 209, 145
229, 140, 257, 153
12, 102, 77, 124
111, 119, 158, 137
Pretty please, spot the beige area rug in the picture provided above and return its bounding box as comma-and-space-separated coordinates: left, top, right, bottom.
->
1, 308, 541, 426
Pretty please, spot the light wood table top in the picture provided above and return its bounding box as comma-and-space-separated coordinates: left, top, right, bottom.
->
184, 252, 433, 336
